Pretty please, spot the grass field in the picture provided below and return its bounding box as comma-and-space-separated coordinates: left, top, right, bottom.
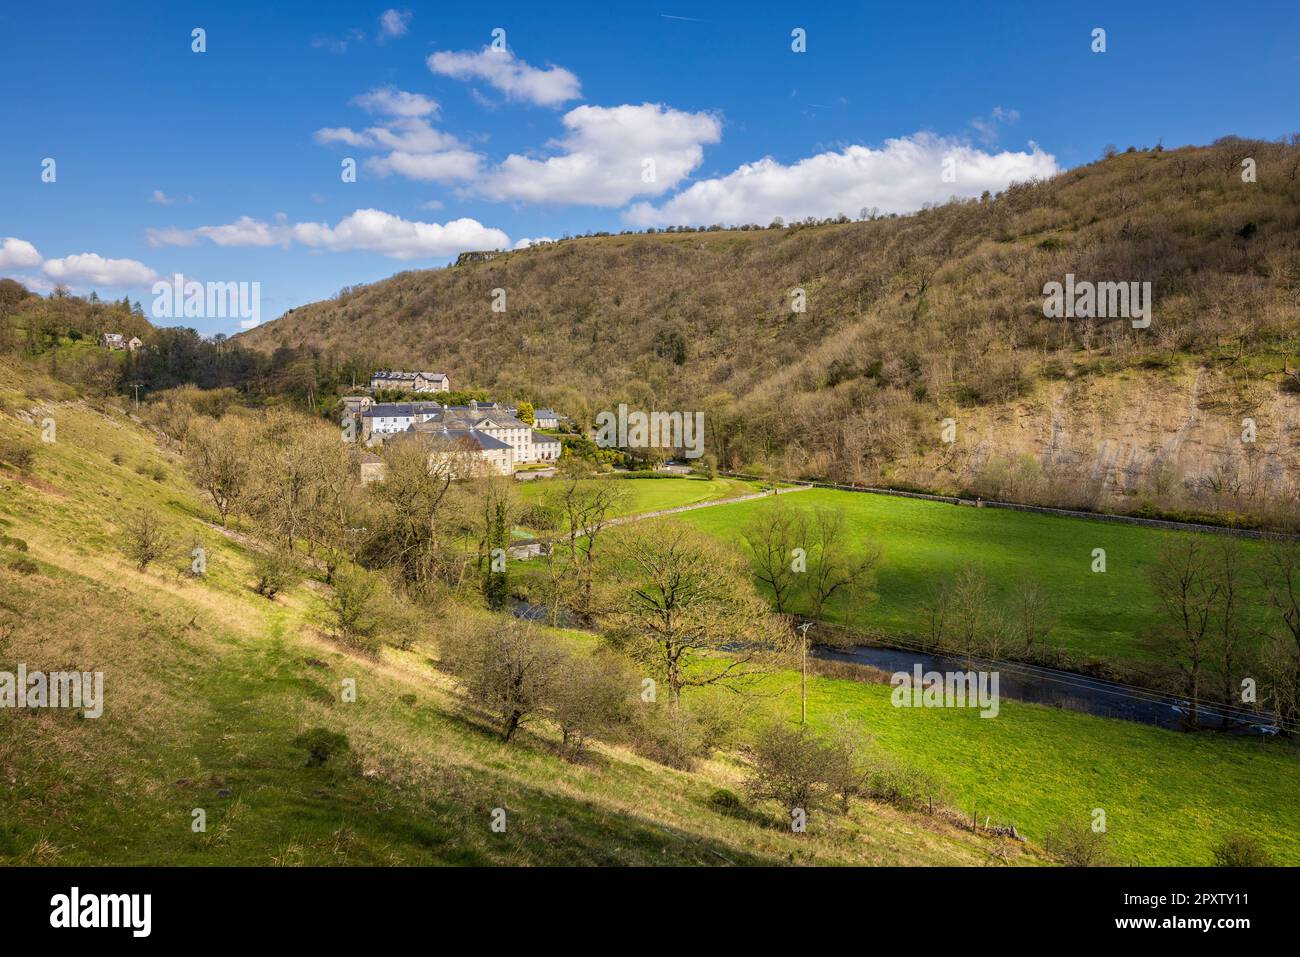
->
516, 474, 764, 521
675, 487, 1273, 663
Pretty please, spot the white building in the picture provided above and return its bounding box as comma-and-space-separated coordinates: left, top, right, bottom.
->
361, 402, 444, 441
532, 409, 559, 429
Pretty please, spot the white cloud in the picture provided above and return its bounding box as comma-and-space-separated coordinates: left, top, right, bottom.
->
427, 47, 581, 107
314, 88, 479, 184
378, 9, 411, 41
41, 253, 159, 287
365, 149, 483, 182
476, 103, 722, 206
0, 237, 43, 270
625, 133, 1060, 226
150, 189, 177, 205
353, 85, 437, 118
148, 209, 509, 260
513, 236, 555, 249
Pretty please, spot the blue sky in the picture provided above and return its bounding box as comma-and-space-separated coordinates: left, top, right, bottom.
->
1, 0, 1296, 334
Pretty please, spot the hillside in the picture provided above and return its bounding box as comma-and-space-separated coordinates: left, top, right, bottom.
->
0, 357, 1030, 866
238, 138, 1300, 523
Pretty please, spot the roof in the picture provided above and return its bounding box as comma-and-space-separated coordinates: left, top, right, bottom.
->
531, 430, 561, 445
362, 402, 444, 419
393, 425, 511, 452
371, 370, 449, 381
533, 409, 558, 418
442, 409, 527, 431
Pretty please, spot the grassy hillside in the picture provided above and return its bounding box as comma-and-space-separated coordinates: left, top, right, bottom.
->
0, 358, 1025, 866
2, 362, 1297, 865
236, 139, 1300, 523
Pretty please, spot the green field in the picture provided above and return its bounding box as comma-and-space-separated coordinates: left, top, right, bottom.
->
675, 487, 1272, 663
516, 474, 763, 521
747, 670, 1300, 866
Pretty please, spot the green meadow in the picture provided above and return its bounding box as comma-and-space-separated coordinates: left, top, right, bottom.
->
675, 486, 1273, 663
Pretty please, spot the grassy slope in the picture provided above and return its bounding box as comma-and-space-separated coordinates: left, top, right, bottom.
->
676, 487, 1272, 662
0, 366, 1014, 866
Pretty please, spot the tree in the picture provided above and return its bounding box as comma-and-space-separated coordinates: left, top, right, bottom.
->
183, 415, 251, 525
602, 522, 777, 706
1259, 536, 1300, 731
324, 564, 401, 654
1148, 539, 1218, 728
547, 470, 628, 619
364, 436, 463, 591
122, 509, 170, 571
440, 619, 567, 742
516, 400, 535, 426
805, 507, 881, 619
472, 474, 517, 611
1045, 818, 1112, 866
740, 502, 805, 614
1210, 833, 1275, 867
743, 722, 839, 823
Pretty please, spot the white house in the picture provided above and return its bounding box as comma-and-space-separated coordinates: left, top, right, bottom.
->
532, 409, 559, 429
102, 333, 125, 350
369, 371, 450, 393
361, 401, 444, 442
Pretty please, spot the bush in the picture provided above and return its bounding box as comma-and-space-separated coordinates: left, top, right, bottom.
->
0, 437, 35, 473
324, 565, 394, 654
1045, 819, 1113, 866
550, 650, 635, 756
8, 557, 39, 575
742, 721, 840, 821
292, 728, 350, 767
1210, 833, 1274, 867
121, 509, 170, 571
252, 548, 302, 600
629, 705, 710, 770
438, 619, 567, 742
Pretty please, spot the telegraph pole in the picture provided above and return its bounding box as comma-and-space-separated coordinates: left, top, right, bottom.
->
797, 620, 814, 724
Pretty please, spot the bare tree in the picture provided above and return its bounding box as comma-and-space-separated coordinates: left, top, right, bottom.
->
122, 509, 170, 571
1259, 536, 1300, 731
547, 471, 629, 618
1148, 539, 1219, 727
183, 415, 250, 525
603, 522, 777, 706
806, 506, 881, 619
740, 502, 805, 614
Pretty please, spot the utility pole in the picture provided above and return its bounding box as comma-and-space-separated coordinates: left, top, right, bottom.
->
126, 381, 144, 410
797, 620, 814, 724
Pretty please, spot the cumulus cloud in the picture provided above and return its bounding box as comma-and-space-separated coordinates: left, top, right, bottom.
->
378, 9, 411, 41
353, 85, 437, 118
314, 87, 480, 184
148, 209, 509, 260
625, 133, 1060, 226
476, 103, 721, 206
0, 237, 43, 270
513, 236, 555, 249
427, 47, 581, 107
41, 253, 159, 287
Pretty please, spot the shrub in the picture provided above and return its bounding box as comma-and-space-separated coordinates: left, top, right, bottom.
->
629, 705, 709, 770
742, 722, 840, 821
324, 565, 392, 654
292, 728, 350, 767
1210, 833, 1274, 867
438, 619, 567, 742
550, 650, 635, 756
8, 557, 39, 575
1045, 819, 1113, 866
0, 437, 35, 473
121, 509, 170, 571
252, 548, 302, 600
